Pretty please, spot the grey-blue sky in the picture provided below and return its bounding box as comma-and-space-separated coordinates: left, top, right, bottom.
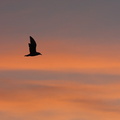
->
1, 0, 120, 44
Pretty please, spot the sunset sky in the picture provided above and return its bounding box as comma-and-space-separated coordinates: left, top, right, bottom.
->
0, 0, 120, 120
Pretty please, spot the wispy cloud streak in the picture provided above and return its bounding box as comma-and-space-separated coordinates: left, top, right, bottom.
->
0, 70, 120, 120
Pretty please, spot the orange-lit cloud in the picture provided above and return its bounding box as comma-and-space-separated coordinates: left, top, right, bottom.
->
0, 78, 120, 120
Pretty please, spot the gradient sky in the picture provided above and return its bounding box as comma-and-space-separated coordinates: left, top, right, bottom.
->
1, 0, 120, 120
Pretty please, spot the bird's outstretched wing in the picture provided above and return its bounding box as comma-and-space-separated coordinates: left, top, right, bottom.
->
29, 36, 37, 54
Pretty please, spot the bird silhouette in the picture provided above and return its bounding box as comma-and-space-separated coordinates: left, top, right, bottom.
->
25, 36, 42, 57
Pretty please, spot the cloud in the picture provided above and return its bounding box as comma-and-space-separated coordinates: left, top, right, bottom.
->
0, 70, 120, 84
0, 70, 120, 119
69, 98, 120, 113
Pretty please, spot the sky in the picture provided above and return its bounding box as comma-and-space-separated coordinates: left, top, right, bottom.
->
0, 0, 120, 120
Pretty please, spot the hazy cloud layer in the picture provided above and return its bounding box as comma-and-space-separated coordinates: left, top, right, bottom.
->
0, 70, 120, 84
0, 77, 120, 120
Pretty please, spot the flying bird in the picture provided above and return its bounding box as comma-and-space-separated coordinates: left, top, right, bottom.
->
25, 36, 42, 57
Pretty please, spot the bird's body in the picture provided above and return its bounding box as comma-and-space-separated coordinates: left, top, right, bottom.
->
25, 36, 42, 57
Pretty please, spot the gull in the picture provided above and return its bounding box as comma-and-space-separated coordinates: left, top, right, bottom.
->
25, 36, 42, 57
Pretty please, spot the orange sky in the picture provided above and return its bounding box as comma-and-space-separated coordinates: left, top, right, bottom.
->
1, 39, 120, 74
1, 34, 120, 120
